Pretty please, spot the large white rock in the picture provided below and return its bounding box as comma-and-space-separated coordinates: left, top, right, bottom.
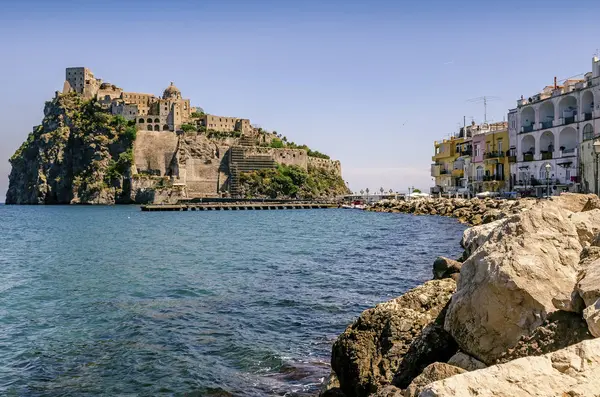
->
568, 209, 600, 246
418, 338, 600, 397
445, 201, 583, 363
460, 218, 506, 255
577, 257, 600, 307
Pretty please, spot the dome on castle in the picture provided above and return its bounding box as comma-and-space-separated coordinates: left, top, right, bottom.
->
162, 82, 181, 99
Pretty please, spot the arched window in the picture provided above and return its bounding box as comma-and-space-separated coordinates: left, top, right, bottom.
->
154, 118, 160, 123
147, 118, 153, 123
138, 118, 144, 123
163, 124, 170, 131
583, 124, 594, 141
539, 163, 553, 179
154, 125, 160, 131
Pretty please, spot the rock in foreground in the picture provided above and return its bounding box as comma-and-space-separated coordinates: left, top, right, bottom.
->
419, 338, 600, 397
331, 279, 456, 397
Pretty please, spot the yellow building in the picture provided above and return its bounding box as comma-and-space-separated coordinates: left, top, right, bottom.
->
482, 127, 510, 192
431, 136, 464, 194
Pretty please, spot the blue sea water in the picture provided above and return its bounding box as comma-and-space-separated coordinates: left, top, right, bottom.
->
0, 206, 466, 396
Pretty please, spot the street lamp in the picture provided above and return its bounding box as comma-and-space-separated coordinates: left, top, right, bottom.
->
545, 163, 551, 198
593, 140, 600, 196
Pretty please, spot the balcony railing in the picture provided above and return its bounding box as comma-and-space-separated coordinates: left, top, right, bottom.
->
440, 169, 450, 175
523, 153, 534, 162
485, 151, 505, 159
483, 174, 505, 182
541, 151, 553, 160
564, 116, 575, 125
459, 149, 472, 156
452, 169, 464, 177
584, 112, 593, 121
508, 155, 517, 163
541, 121, 553, 129
521, 125, 534, 133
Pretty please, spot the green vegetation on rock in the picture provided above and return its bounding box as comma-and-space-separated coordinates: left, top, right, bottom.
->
238, 164, 349, 200
6, 92, 137, 204
268, 138, 330, 159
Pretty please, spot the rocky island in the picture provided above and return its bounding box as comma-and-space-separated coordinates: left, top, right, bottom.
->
323, 193, 600, 397
6, 67, 348, 204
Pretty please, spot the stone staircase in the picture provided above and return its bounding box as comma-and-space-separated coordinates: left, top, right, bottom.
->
228, 146, 277, 197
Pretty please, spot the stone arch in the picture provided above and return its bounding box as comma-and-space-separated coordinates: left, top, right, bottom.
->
539, 101, 554, 128
559, 127, 577, 153
521, 106, 535, 129
582, 90, 594, 117
163, 124, 170, 131
521, 134, 535, 154
154, 118, 160, 123
138, 118, 144, 123
583, 123, 594, 140
540, 131, 555, 153
154, 124, 160, 131
147, 118, 153, 123
558, 95, 577, 122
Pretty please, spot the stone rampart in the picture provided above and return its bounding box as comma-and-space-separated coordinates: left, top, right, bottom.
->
133, 130, 178, 176
308, 157, 342, 175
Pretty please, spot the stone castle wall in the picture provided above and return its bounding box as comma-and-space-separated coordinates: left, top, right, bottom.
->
234, 146, 308, 168
308, 157, 342, 175
133, 131, 179, 176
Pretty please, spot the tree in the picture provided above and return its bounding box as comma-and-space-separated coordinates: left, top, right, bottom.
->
413, 188, 422, 193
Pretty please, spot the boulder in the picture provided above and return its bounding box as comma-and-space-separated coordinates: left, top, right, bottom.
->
331, 279, 456, 397
551, 192, 598, 213
568, 209, 600, 246
581, 195, 600, 212
577, 258, 600, 307
495, 310, 592, 363
445, 202, 583, 364
403, 363, 465, 397
369, 385, 403, 397
392, 319, 458, 389
432, 257, 462, 280
583, 298, 600, 338
418, 338, 600, 397
460, 218, 506, 256
320, 372, 347, 397
446, 352, 486, 372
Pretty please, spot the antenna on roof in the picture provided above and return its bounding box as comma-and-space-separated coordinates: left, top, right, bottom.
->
467, 96, 501, 124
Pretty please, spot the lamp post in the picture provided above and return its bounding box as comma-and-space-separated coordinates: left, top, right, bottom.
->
545, 163, 551, 198
593, 140, 600, 196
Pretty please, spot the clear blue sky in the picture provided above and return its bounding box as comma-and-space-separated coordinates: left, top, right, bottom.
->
2, 0, 600, 200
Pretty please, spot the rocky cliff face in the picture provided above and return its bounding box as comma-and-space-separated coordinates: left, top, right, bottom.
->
6, 93, 136, 204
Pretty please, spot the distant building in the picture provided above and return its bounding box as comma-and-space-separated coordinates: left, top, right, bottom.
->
61, 67, 251, 134
513, 56, 600, 196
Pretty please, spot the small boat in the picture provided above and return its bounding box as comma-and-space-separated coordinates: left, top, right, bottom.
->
342, 201, 366, 210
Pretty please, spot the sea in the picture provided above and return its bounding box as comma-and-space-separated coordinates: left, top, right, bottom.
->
0, 206, 466, 396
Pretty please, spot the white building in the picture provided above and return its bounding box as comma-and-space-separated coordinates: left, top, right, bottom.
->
514, 56, 600, 197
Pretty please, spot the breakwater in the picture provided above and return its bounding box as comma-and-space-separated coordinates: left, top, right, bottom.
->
366, 197, 537, 225
322, 193, 600, 397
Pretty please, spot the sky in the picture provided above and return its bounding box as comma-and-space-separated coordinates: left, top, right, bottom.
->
1, 0, 600, 201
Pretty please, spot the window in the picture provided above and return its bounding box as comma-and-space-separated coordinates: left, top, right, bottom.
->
476, 166, 484, 181
566, 169, 571, 181
498, 141, 503, 152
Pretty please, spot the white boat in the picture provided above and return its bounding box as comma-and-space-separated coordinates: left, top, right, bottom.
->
342, 203, 367, 210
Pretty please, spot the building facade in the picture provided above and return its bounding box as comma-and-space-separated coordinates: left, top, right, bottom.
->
61, 67, 253, 135
514, 57, 600, 197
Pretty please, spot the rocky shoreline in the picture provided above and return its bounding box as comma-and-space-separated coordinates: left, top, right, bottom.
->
322, 193, 600, 396
366, 197, 540, 226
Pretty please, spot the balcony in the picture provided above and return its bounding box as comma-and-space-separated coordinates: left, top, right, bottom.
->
459, 148, 472, 156
540, 121, 553, 129
541, 151, 553, 160
564, 116, 575, 125
483, 174, 505, 182
452, 169, 464, 177
521, 125, 534, 133
584, 112, 593, 121
523, 153, 534, 162
440, 169, 450, 175
508, 155, 517, 163
485, 151, 505, 159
